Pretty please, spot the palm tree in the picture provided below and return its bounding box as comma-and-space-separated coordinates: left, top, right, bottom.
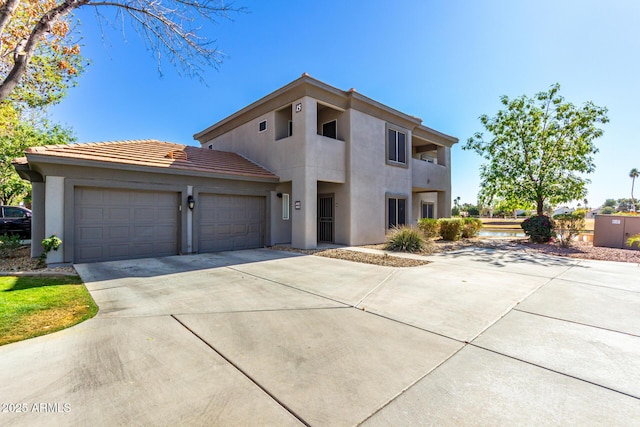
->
630, 168, 639, 211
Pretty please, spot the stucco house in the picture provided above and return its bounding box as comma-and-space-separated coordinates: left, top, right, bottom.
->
14, 74, 457, 264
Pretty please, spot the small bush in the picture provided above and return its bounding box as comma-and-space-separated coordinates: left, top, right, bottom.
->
384, 226, 426, 253
417, 218, 440, 239
461, 218, 483, 238
554, 211, 585, 247
521, 215, 555, 243
37, 235, 63, 267
0, 234, 22, 258
438, 218, 462, 241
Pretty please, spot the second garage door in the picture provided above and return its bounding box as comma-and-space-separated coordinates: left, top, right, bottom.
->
74, 187, 180, 263
198, 194, 265, 252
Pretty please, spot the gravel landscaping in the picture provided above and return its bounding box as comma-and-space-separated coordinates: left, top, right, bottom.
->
0, 246, 76, 275
273, 238, 640, 267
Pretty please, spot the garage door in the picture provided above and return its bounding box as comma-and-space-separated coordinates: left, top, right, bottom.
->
198, 194, 265, 252
74, 187, 179, 263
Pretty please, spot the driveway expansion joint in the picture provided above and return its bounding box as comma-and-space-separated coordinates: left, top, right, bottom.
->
467, 343, 640, 401
225, 265, 349, 307
170, 314, 312, 426
512, 308, 640, 338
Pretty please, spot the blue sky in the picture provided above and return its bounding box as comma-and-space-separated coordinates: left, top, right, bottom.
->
49, 0, 640, 208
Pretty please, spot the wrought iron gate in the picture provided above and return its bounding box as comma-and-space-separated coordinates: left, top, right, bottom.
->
317, 194, 334, 243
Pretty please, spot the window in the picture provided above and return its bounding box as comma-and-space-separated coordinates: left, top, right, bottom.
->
421, 202, 434, 219
282, 193, 290, 220
388, 197, 406, 228
322, 120, 337, 139
387, 128, 407, 164
259, 120, 267, 132
3, 207, 27, 218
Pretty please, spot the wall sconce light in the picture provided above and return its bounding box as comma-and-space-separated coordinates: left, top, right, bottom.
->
187, 195, 195, 210
277, 192, 283, 198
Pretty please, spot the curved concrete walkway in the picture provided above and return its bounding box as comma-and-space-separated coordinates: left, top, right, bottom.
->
1, 247, 639, 425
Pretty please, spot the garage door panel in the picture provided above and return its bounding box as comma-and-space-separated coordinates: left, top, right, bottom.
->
108, 226, 129, 239
75, 187, 179, 263
81, 246, 103, 260
109, 208, 130, 221
198, 194, 265, 253
78, 226, 103, 240
106, 190, 130, 204
108, 245, 130, 258
77, 207, 103, 222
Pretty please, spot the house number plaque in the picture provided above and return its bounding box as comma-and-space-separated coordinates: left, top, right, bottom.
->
295, 201, 301, 210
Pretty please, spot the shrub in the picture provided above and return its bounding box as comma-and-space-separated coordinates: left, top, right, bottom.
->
0, 234, 22, 258
37, 235, 63, 267
438, 218, 462, 241
553, 211, 585, 247
384, 226, 426, 253
417, 218, 440, 239
461, 218, 483, 238
521, 215, 555, 243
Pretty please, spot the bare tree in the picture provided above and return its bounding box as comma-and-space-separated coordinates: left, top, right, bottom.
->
0, 0, 243, 103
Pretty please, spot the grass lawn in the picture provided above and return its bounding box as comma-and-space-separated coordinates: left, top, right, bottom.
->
0, 276, 98, 346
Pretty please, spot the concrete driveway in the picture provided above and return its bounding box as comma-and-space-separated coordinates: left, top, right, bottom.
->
1, 247, 639, 426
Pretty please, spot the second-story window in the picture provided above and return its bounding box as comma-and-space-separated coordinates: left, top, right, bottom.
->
388, 129, 406, 164
322, 120, 337, 139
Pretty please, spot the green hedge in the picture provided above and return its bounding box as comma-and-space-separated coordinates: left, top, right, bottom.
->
438, 219, 462, 241
417, 218, 440, 238
461, 218, 483, 238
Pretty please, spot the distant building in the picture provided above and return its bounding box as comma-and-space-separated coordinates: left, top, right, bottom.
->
553, 206, 574, 216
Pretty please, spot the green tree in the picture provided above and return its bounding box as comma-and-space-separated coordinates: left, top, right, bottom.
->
0, 104, 75, 204
0, 0, 243, 104
603, 198, 616, 208
461, 203, 480, 217
0, 1, 86, 108
601, 206, 615, 215
465, 84, 608, 215
616, 198, 639, 213
630, 168, 639, 210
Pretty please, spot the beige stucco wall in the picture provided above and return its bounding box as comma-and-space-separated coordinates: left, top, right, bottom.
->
28, 160, 277, 263
201, 94, 454, 248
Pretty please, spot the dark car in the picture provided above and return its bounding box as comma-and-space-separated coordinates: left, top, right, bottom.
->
1, 206, 31, 238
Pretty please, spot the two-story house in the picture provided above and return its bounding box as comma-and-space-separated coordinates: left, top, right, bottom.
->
14, 74, 457, 264
195, 74, 458, 249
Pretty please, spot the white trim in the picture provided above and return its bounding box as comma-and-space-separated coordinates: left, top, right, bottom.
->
282, 193, 290, 220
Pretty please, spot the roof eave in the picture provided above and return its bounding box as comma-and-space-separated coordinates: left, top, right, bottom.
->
24, 154, 280, 183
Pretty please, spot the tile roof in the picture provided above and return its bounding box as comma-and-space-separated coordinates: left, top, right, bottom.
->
24, 139, 278, 180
